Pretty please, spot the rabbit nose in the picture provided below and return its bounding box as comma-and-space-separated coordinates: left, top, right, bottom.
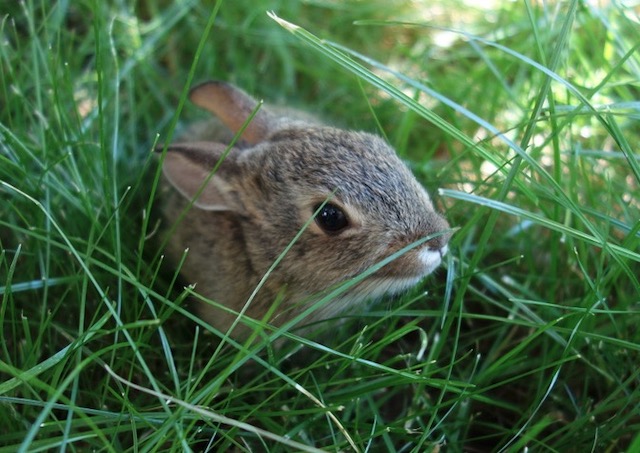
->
428, 232, 450, 252
427, 214, 451, 252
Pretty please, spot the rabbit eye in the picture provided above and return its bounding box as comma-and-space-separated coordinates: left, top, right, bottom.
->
314, 203, 349, 234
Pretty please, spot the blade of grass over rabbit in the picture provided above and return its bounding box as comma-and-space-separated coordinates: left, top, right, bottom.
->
168, 192, 338, 348
268, 229, 455, 340
206, 182, 341, 346
183, 180, 452, 345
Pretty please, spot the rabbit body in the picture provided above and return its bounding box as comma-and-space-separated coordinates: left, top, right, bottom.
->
161, 81, 450, 338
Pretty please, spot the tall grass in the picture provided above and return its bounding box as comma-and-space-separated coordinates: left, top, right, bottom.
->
1, 0, 639, 451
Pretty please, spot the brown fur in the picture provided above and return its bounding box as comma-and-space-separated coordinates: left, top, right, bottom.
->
160, 81, 450, 339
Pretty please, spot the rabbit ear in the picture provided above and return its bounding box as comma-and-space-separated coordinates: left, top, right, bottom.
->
161, 142, 244, 212
189, 81, 276, 145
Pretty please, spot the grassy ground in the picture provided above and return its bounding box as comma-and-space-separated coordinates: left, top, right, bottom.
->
1, 0, 639, 451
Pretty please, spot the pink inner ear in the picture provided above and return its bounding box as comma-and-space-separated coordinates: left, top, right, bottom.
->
189, 81, 274, 145
163, 152, 230, 211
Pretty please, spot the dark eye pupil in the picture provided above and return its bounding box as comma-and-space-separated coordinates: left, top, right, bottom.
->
314, 203, 349, 233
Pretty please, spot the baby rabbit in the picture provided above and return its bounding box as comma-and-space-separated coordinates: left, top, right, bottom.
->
160, 81, 450, 339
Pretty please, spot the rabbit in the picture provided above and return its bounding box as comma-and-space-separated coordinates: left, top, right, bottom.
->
159, 81, 450, 340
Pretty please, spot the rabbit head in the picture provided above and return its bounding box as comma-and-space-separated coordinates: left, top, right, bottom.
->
160, 81, 450, 338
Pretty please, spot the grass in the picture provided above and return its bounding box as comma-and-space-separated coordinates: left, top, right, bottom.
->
1, 0, 639, 451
